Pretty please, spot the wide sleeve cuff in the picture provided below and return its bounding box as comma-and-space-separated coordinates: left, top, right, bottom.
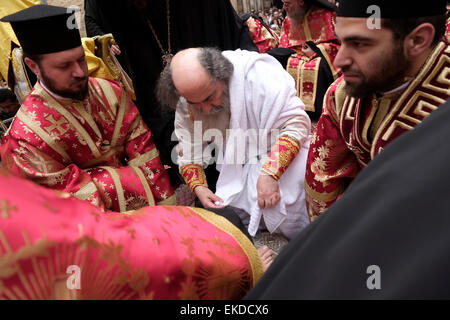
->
261, 135, 300, 181
180, 163, 208, 192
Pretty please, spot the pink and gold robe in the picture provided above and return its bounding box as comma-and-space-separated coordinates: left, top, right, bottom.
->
279, 6, 340, 112
305, 41, 450, 220
0, 77, 175, 212
245, 16, 280, 53
0, 167, 262, 299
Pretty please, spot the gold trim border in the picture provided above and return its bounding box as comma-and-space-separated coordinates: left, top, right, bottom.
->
187, 207, 264, 286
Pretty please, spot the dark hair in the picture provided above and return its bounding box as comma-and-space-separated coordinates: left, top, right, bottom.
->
22, 51, 43, 65
382, 14, 447, 46
0, 88, 17, 103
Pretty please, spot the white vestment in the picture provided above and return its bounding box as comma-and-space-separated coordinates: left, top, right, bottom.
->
175, 49, 311, 239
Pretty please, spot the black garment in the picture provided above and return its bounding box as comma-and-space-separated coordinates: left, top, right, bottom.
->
305, 40, 338, 120
246, 98, 450, 299
206, 207, 252, 242
92, 0, 258, 187
84, 0, 111, 37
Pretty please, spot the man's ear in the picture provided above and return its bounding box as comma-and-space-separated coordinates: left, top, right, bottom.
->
24, 57, 41, 78
404, 23, 435, 58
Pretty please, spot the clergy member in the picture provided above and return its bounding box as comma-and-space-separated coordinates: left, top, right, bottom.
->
305, 0, 449, 220
0, 5, 175, 212
156, 47, 311, 240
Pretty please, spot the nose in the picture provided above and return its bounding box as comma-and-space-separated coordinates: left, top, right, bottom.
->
334, 45, 352, 69
72, 61, 87, 78
197, 102, 213, 113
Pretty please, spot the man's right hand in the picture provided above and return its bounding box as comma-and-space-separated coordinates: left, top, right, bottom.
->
194, 186, 225, 209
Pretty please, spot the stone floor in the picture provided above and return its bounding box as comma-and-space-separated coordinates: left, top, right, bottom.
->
252, 231, 289, 258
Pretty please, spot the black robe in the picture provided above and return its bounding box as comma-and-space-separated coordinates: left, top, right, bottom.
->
246, 98, 450, 299
89, 0, 257, 183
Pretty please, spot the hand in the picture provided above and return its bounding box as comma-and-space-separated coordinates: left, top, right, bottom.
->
194, 186, 225, 209
176, 144, 183, 157
301, 44, 314, 58
257, 174, 280, 209
110, 44, 121, 55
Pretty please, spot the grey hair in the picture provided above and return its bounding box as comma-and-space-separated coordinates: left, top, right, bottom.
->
155, 63, 180, 109
155, 47, 233, 110
198, 47, 234, 82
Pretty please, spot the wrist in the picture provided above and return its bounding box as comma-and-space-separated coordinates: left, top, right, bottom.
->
180, 164, 208, 192
261, 135, 300, 181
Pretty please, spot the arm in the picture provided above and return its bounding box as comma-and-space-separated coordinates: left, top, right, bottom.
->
85, 80, 175, 210
304, 79, 360, 221
174, 99, 224, 209
258, 117, 305, 208
0, 117, 105, 209
244, 54, 310, 209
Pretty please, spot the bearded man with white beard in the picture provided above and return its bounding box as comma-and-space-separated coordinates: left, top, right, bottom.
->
156, 47, 311, 240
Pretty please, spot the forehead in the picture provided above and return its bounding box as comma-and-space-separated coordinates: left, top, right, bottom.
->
40, 46, 85, 64
335, 17, 393, 41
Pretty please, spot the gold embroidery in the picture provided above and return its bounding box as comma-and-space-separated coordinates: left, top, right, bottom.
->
74, 182, 98, 201
157, 194, 177, 206
73, 103, 102, 139
304, 180, 344, 202
371, 42, 449, 158
35, 83, 102, 158
0, 199, 17, 219
180, 164, 208, 192
189, 207, 263, 286
94, 78, 118, 117
130, 166, 155, 206
110, 83, 127, 147
16, 109, 71, 163
99, 166, 126, 212
128, 149, 159, 167
261, 135, 300, 180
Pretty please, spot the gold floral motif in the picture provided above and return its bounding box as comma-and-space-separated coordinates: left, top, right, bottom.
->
261, 135, 300, 180
0, 200, 17, 219
180, 164, 208, 192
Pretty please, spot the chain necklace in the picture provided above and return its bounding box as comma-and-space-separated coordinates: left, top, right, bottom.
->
145, 0, 172, 65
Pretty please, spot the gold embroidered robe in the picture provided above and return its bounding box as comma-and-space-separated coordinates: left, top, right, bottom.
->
0, 77, 175, 212
279, 6, 340, 113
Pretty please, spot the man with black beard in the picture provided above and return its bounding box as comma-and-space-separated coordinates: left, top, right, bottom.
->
305, 0, 449, 220
0, 5, 176, 212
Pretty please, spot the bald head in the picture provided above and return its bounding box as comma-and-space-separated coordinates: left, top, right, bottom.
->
171, 48, 211, 98
156, 47, 233, 110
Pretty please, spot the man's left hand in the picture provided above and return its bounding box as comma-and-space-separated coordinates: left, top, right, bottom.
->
257, 175, 280, 209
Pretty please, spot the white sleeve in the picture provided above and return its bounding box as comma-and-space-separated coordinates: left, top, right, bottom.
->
278, 114, 311, 145
174, 99, 210, 169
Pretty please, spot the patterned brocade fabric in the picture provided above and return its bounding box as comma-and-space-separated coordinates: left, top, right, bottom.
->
279, 7, 340, 112
180, 163, 208, 192
0, 78, 175, 212
0, 167, 263, 299
261, 135, 300, 181
279, 6, 337, 53
305, 41, 450, 221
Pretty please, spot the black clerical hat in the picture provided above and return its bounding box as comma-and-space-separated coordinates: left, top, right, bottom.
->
1, 4, 81, 55
308, 0, 338, 12
337, 0, 447, 19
